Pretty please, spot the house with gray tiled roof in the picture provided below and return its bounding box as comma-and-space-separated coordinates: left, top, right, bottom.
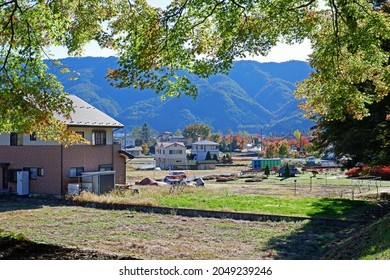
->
191, 140, 219, 161
0, 95, 131, 197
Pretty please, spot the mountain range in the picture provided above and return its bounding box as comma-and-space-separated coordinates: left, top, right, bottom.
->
51, 57, 315, 135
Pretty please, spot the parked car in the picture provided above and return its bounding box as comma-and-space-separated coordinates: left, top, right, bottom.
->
164, 171, 187, 182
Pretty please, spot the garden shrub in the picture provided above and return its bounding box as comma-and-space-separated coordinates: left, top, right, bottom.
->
345, 166, 390, 180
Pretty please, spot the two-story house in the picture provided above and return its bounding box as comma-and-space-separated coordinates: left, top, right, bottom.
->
156, 131, 187, 146
190, 140, 219, 161
155, 142, 186, 170
0, 95, 131, 197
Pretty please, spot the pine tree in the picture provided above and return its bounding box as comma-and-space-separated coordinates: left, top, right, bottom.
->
264, 165, 270, 177
284, 164, 291, 178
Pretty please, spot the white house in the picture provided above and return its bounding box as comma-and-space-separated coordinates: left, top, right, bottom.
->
191, 140, 219, 161
125, 146, 143, 157
120, 135, 136, 149
155, 142, 186, 170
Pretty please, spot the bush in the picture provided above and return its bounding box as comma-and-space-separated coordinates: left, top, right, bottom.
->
345, 166, 369, 177
345, 166, 390, 180
371, 166, 390, 180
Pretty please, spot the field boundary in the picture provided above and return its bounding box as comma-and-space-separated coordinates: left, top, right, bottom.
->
64, 199, 369, 226
2, 195, 369, 226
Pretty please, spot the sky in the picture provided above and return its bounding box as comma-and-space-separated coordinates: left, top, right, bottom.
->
50, 0, 313, 63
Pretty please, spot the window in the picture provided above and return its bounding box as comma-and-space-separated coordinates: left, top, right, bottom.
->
70, 167, 84, 178
92, 130, 106, 145
38, 168, 44, 177
99, 164, 113, 171
76, 131, 84, 138
23, 167, 37, 180
30, 133, 37, 141
169, 150, 183, 154
10, 133, 23, 146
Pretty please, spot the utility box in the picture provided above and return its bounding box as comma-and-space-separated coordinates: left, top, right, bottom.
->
17, 171, 29, 195
81, 171, 115, 195
67, 184, 80, 195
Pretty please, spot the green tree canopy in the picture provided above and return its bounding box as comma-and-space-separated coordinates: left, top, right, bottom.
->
130, 123, 157, 145
1, 0, 116, 143
278, 139, 290, 158
182, 123, 211, 141
2, 0, 390, 157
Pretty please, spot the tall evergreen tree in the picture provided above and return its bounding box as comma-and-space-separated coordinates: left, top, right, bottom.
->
284, 164, 291, 178
264, 165, 271, 177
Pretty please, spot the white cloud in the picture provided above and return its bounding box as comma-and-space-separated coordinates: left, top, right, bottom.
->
245, 39, 312, 63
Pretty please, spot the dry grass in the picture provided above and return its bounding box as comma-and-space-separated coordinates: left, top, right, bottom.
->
69, 185, 217, 206
71, 189, 157, 206
0, 199, 359, 259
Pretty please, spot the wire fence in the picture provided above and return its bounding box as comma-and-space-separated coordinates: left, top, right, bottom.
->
269, 175, 385, 200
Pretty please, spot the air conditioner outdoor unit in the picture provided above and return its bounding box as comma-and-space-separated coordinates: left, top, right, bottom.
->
67, 184, 80, 195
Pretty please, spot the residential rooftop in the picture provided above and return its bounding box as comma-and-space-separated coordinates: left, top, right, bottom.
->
57, 95, 124, 128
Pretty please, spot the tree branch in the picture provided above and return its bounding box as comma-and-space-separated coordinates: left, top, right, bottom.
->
191, 0, 225, 29
0, 0, 14, 8
1, 0, 18, 73
230, 0, 246, 11
287, 0, 317, 11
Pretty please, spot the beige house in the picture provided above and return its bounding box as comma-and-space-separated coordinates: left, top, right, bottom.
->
0, 95, 131, 197
155, 142, 186, 170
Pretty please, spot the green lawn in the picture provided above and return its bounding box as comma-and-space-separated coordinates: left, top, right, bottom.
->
69, 187, 372, 220
156, 191, 370, 219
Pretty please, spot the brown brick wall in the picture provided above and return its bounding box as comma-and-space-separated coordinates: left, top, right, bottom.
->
62, 144, 126, 193
0, 146, 62, 194
0, 144, 126, 196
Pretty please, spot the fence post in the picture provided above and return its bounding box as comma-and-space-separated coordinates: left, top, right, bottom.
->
294, 179, 297, 195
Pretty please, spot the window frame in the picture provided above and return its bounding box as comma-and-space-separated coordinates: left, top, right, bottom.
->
30, 132, 37, 141
69, 167, 84, 178
10, 132, 23, 146
23, 167, 38, 180
92, 130, 107, 146
99, 164, 113, 171
38, 168, 44, 177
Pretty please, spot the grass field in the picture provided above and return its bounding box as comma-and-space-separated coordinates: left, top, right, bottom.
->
69, 187, 372, 220
126, 159, 390, 201
0, 198, 366, 260
1, 159, 389, 260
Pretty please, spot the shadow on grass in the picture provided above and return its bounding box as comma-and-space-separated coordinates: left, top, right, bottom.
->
0, 197, 139, 260
0, 196, 63, 212
308, 198, 371, 220
0, 234, 138, 260
266, 198, 388, 259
